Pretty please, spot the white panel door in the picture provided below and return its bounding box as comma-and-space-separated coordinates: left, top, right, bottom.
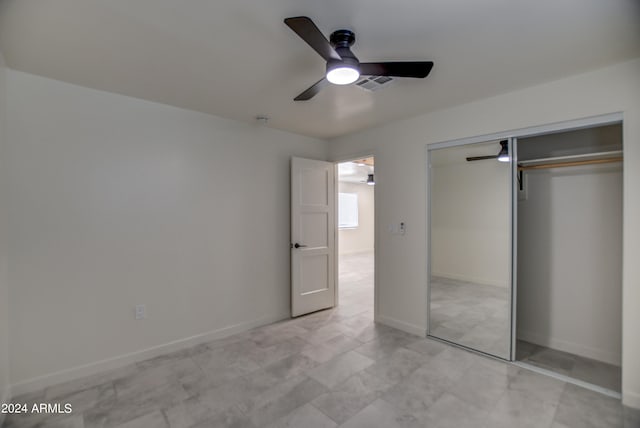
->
291, 157, 336, 317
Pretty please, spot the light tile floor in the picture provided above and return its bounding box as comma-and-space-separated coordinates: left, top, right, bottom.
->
429, 275, 622, 394
517, 340, 622, 392
429, 276, 511, 359
5, 252, 639, 427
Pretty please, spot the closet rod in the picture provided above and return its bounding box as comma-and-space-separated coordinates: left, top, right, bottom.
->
518, 150, 622, 166
518, 157, 622, 171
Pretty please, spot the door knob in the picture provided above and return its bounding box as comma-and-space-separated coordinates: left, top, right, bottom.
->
294, 243, 307, 248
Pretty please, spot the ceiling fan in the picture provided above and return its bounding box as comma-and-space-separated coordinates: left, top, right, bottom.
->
361, 174, 375, 185
284, 16, 434, 101
466, 141, 510, 162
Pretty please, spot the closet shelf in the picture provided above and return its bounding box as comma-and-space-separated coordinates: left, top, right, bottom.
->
518, 150, 622, 171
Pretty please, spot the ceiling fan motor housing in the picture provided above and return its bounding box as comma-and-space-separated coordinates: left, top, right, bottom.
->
325, 30, 360, 84
330, 30, 359, 62
330, 29, 356, 49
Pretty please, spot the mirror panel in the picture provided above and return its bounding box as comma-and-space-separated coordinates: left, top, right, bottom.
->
428, 140, 512, 359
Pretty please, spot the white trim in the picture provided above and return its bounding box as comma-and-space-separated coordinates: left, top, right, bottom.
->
517, 329, 621, 366
510, 136, 518, 361
377, 315, 427, 337
9, 312, 288, 397
623, 389, 640, 410
334, 163, 340, 309
513, 361, 621, 400
425, 146, 432, 335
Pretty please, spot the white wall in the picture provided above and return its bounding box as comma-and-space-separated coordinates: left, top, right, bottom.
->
328, 58, 640, 407
517, 163, 622, 365
5, 70, 328, 393
431, 143, 510, 287
338, 181, 374, 255
0, 51, 11, 423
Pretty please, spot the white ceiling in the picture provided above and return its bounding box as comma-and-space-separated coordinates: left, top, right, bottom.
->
0, 0, 638, 139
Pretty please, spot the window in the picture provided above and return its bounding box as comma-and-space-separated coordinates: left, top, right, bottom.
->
339, 192, 358, 229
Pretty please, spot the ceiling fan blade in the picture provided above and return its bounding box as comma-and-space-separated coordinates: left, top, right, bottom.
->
284, 17, 341, 62
466, 155, 499, 162
294, 77, 328, 101
360, 61, 434, 78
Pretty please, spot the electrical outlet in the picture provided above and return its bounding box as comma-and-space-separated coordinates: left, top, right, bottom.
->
135, 304, 146, 320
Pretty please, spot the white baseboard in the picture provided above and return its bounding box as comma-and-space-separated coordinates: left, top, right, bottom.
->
431, 272, 508, 288
10, 312, 289, 397
0, 384, 11, 426
517, 329, 620, 366
377, 315, 426, 338
623, 388, 640, 410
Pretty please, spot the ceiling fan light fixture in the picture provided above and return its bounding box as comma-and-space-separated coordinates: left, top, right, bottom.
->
366, 173, 375, 185
326, 60, 360, 85
497, 140, 510, 162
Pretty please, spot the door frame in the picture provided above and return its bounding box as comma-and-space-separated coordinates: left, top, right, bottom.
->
333, 153, 378, 321
425, 111, 623, 361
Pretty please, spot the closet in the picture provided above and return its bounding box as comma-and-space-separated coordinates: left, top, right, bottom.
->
427, 117, 623, 395
515, 124, 622, 393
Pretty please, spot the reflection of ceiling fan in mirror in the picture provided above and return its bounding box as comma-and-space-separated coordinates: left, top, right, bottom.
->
466, 140, 509, 162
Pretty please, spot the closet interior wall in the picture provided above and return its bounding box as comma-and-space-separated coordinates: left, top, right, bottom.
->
516, 124, 623, 389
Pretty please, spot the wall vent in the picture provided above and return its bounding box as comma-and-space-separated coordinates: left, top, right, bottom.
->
355, 75, 394, 92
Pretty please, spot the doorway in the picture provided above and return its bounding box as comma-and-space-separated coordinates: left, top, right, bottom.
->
337, 157, 375, 319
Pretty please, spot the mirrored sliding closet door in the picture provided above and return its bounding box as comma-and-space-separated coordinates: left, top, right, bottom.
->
428, 139, 513, 359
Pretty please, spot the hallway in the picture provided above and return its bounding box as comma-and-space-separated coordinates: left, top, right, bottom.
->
339, 251, 374, 317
